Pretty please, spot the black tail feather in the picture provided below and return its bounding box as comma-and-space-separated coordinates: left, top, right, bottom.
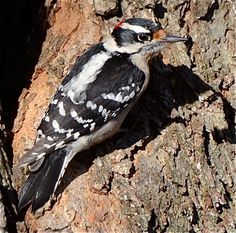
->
18, 149, 67, 213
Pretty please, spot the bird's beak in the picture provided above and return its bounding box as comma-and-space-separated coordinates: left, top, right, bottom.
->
153, 29, 187, 43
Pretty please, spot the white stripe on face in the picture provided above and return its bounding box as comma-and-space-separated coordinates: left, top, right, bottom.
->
120, 23, 150, 34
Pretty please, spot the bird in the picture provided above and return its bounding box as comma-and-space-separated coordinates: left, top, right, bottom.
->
18, 17, 187, 212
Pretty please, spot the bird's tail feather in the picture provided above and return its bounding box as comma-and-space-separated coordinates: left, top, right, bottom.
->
18, 148, 68, 213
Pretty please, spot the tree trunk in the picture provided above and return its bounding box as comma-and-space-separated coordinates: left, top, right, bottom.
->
1, 0, 235, 232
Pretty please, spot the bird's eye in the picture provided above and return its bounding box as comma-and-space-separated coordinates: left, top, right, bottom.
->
137, 33, 151, 42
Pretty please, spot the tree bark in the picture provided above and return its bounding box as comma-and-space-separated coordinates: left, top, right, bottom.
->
7, 0, 236, 232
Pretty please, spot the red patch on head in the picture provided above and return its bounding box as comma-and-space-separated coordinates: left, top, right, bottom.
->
114, 18, 126, 30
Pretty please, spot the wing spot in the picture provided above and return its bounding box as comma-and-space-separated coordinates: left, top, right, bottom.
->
44, 115, 50, 122
73, 115, 93, 124
74, 132, 80, 139
86, 101, 97, 110
86, 101, 93, 108
58, 102, 66, 116
91, 103, 97, 110
120, 86, 130, 91
107, 93, 115, 100
70, 110, 78, 118
101, 108, 110, 121
66, 131, 72, 138
90, 122, 96, 131
115, 92, 123, 102
52, 99, 59, 105
47, 136, 54, 141
83, 123, 89, 128
52, 120, 60, 130
36, 129, 45, 141
101, 93, 108, 99
101, 91, 136, 103
98, 105, 104, 113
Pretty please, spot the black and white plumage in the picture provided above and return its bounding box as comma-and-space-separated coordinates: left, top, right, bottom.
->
18, 18, 187, 212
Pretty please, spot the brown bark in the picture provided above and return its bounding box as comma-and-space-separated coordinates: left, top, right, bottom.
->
9, 0, 236, 232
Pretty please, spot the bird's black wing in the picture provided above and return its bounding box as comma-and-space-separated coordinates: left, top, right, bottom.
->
20, 51, 146, 167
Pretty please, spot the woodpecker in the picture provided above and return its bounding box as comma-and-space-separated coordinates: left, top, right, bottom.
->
18, 18, 187, 212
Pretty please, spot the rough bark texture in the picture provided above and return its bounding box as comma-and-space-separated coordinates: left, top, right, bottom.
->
6, 0, 236, 232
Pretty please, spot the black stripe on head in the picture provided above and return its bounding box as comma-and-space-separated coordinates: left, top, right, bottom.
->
124, 18, 161, 34
112, 27, 138, 46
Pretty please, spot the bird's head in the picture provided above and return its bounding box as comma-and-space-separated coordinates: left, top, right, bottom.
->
104, 18, 187, 57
